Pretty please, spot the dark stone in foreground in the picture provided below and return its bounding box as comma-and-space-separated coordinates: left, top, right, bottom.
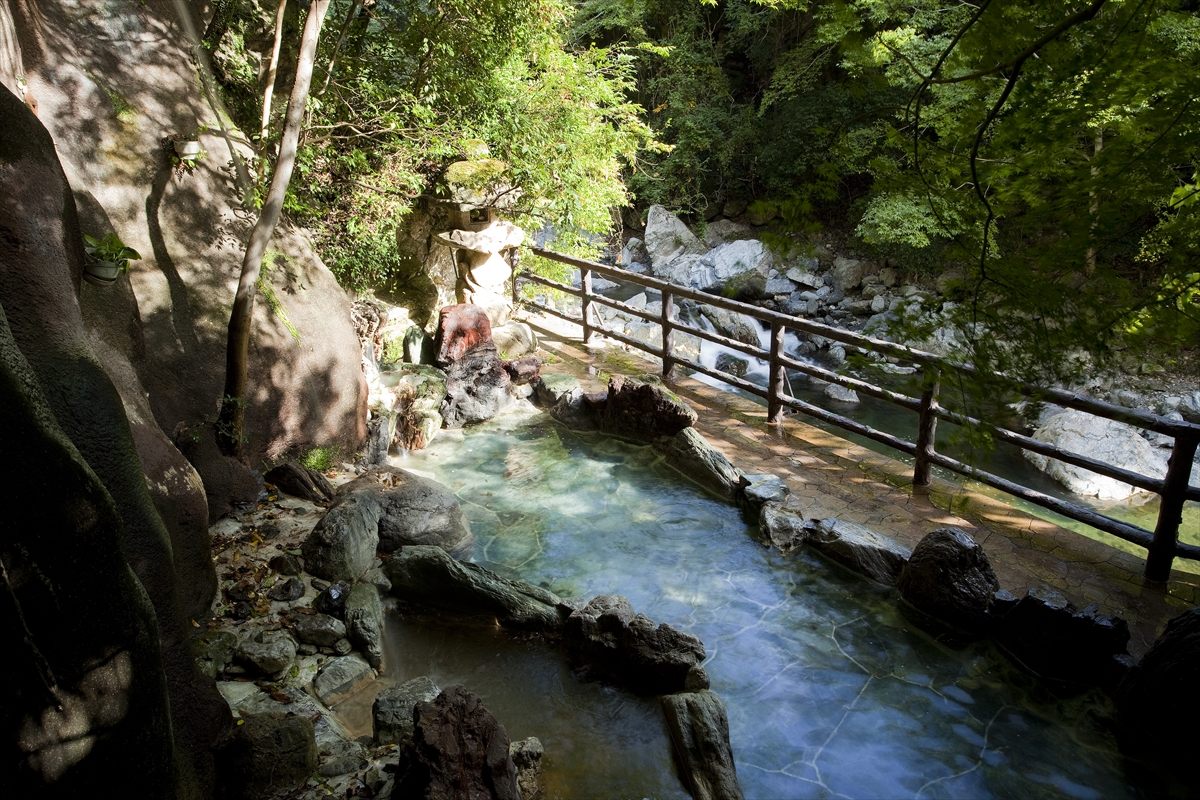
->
397, 685, 521, 800
661, 691, 743, 800
1118, 607, 1200, 775
383, 545, 563, 630
441, 340, 512, 428
898, 527, 998, 634
264, 461, 336, 504
564, 595, 708, 695
374, 676, 441, 747
218, 712, 316, 800
993, 586, 1130, 686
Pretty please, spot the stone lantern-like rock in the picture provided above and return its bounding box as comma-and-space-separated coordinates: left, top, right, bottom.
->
430, 156, 525, 326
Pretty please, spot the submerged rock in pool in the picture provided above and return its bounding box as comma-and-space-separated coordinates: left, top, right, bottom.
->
564, 594, 709, 695
661, 690, 743, 800
383, 545, 563, 630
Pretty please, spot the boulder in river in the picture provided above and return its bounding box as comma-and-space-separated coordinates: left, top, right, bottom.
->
644, 205, 707, 269
1025, 408, 1163, 501
897, 527, 998, 635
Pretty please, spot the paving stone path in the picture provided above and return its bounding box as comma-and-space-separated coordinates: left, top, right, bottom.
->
525, 314, 1200, 657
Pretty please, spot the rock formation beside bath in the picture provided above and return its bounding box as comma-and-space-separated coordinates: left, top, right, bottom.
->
564, 594, 709, 695
661, 691, 744, 800
435, 303, 514, 427
898, 527, 999, 634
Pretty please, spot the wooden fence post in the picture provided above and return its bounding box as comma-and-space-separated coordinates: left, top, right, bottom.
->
661, 290, 675, 378
1146, 431, 1200, 582
581, 267, 593, 344
767, 322, 785, 424
914, 368, 941, 487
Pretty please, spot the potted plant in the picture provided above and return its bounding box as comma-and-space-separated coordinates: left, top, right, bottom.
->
82, 232, 141, 286
171, 133, 205, 175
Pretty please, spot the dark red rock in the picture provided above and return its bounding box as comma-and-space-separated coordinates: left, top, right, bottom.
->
397, 686, 521, 800
435, 304, 494, 367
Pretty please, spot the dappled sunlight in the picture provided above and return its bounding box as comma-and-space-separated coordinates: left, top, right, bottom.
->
18, 650, 133, 783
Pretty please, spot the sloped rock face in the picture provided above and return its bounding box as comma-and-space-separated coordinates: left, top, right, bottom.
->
1118, 608, 1200, 775
898, 528, 998, 634
661, 691, 744, 800
0, 83, 227, 797
397, 686, 522, 800
2, 0, 366, 473
564, 595, 709, 695
383, 545, 563, 630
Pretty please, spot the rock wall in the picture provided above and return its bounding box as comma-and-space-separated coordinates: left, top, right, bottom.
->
0, 81, 228, 797
0, 0, 366, 468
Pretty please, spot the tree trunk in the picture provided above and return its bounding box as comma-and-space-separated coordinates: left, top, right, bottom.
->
1085, 129, 1103, 276
259, 0, 289, 142
217, 0, 331, 456
317, 0, 363, 96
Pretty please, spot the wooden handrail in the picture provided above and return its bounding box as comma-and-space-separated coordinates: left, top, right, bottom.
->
518, 246, 1200, 580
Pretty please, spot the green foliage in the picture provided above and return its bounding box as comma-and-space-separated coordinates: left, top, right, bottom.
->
299, 446, 336, 472
83, 232, 141, 271
256, 250, 301, 342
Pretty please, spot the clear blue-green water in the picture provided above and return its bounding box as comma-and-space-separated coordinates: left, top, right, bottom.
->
387, 409, 1140, 800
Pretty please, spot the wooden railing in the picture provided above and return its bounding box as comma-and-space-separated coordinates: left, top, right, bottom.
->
516, 247, 1200, 582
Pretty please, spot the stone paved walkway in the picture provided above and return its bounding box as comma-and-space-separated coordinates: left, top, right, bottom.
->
523, 313, 1200, 657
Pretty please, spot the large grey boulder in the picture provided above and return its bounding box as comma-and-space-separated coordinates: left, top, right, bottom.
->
302, 468, 473, 581
397, 686, 521, 800
235, 629, 297, 676
831, 257, 865, 292
313, 655, 375, 706
374, 676, 441, 747
664, 427, 744, 501
1025, 408, 1163, 500
564, 595, 709, 695
654, 240, 773, 295
383, 545, 563, 630
644, 205, 706, 268
345, 581, 386, 669
802, 518, 912, 585
698, 306, 762, 346
898, 528, 998, 634
344, 469, 472, 555
661, 691, 743, 800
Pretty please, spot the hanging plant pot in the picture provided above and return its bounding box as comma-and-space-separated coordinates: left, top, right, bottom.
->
83, 260, 122, 286
174, 139, 202, 158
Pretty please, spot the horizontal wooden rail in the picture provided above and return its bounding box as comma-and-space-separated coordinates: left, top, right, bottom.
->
518, 247, 1200, 580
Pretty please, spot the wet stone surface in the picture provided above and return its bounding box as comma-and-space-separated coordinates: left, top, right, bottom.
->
397, 412, 1141, 799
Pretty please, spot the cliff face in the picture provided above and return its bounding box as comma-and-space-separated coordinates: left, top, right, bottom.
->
0, 0, 366, 467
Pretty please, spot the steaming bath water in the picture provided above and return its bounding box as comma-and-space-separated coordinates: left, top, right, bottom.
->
380, 408, 1135, 799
